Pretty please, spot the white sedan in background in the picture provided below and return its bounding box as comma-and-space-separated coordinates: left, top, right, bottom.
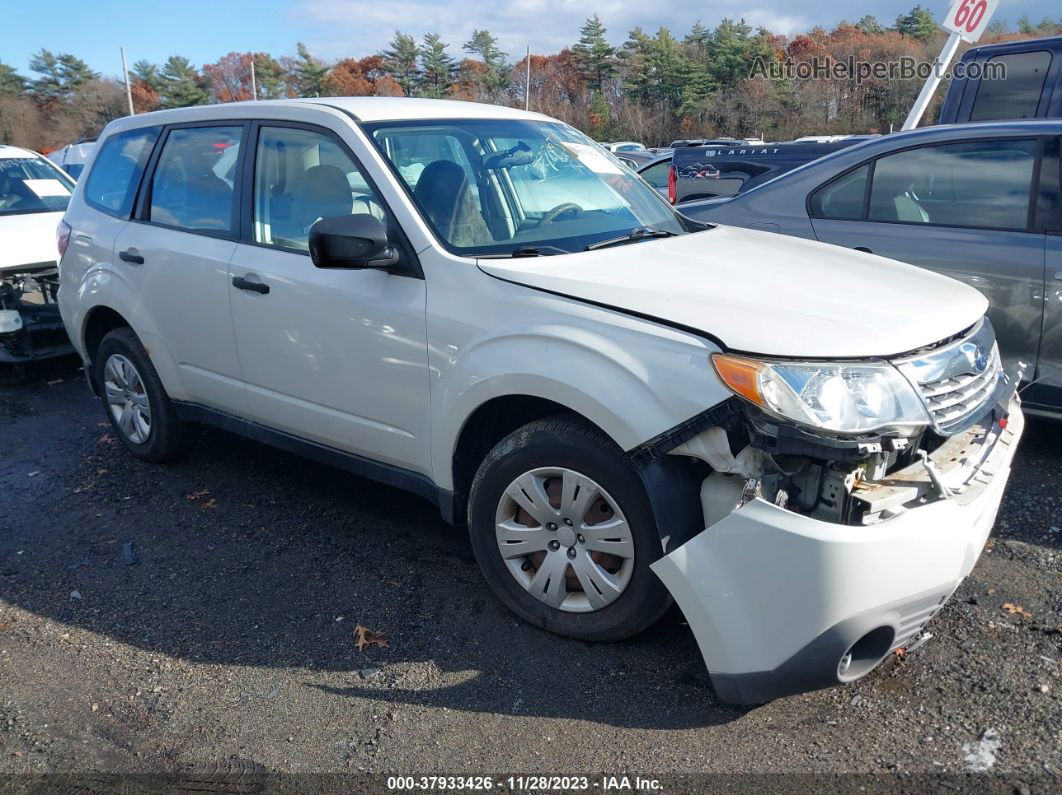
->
0, 145, 76, 362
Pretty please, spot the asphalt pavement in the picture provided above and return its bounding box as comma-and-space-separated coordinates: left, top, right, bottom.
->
0, 358, 1059, 790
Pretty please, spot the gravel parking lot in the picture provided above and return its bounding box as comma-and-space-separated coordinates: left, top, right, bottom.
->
1, 358, 1059, 787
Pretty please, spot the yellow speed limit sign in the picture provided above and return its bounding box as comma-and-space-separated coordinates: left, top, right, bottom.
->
941, 0, 1000, 43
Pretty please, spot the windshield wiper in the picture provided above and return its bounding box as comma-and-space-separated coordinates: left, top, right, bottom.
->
477, 246, 568, 259
585, 227, 677, 251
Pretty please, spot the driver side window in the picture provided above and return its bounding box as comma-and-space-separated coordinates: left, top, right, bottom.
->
253, 126, 385, 252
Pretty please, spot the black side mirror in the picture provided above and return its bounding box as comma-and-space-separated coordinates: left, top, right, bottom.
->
309, 214, 400, 270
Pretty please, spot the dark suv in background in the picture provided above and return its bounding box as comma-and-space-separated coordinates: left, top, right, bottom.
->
939, 35, 1061, 124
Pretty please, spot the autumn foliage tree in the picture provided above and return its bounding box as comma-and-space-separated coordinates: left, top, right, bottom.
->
2, 8, 1060, 152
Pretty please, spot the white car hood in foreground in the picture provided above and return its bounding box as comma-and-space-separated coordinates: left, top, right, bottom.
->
479, 225, 988, 359
0, 212, 63, 273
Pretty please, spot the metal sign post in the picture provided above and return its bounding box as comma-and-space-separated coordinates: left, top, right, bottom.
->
120, 47, 134, 116
901, 0, 1000, 130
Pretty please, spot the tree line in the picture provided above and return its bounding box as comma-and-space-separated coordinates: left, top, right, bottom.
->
1, 8, 1059, 151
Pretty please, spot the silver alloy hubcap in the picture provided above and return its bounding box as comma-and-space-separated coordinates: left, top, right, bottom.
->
103, 354, 152, 444
495, 467, 635, 613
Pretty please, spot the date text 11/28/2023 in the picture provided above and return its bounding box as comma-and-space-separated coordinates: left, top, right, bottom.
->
386, 775, 664, 791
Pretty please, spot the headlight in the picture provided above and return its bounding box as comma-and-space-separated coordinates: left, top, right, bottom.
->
712, 353, 930, 434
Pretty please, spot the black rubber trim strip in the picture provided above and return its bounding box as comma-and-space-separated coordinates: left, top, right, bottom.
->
628, 399, 744, 466
172, 401, 454, 517
478, 268, 728, 352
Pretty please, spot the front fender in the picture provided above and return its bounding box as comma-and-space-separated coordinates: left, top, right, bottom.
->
429, 297, 729, 490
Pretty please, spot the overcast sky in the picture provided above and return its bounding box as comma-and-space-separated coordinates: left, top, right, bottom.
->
2, 0, 1056, 77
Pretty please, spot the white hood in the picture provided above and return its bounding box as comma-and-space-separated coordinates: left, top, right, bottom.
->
0, 212, 64, 273
479, 224, 989, 359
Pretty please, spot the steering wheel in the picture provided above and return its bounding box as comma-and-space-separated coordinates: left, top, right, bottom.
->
539, 202, 584, 226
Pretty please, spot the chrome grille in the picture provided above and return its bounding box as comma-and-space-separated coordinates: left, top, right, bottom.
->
894, 319, 1004, 435
919, 344, 1001, 428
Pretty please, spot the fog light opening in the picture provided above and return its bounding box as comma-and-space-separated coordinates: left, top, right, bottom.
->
837, 626, 895, 682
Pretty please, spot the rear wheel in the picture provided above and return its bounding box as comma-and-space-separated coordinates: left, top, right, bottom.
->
468, 417, 671, 642
95, 327, 197, 462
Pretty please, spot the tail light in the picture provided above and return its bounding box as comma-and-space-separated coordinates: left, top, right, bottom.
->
57, 220, 72, 259
668, 164, 677, 205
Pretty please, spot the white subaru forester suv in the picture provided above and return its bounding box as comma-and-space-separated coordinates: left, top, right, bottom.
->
58, 98, 1023, 704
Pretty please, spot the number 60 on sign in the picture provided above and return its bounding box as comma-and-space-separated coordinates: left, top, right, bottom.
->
941, 0, 1000, 43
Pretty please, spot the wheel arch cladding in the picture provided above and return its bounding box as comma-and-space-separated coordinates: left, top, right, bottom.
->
83, 305, 132, 391
84, 305, 131, 363
450, 395, 624, 524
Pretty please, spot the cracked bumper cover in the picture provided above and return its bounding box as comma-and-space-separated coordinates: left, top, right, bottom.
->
651, 397, 1024, 706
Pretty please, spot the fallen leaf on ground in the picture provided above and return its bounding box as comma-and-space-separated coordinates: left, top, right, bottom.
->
893, 647, 907, 658
354, 625, 390, 652
200, 499, 218, 509
0, 621, 12, 632
185, 490, 211, 501
1002, 603, 1032, 619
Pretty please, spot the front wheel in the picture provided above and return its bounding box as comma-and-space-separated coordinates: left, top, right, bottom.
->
468, 417, 671, 642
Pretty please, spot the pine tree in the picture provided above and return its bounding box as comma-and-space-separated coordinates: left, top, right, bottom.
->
463, 30, 510, 96
28, 50, 98, 102
0, 62, 25, 95
572, 15, 616, 92
684, 21, 712, 66
159, 56, 208, 108
132, 60, 164, 93
382, 31, 421, 96
419, 34, 456, 98
894, 6, 939, 42
290, 43, 329, 98
707, 19, 772, 86
856, 15, 885, 35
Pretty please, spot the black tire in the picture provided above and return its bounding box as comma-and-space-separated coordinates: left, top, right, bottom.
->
95, 327, 197, 463
468, 416, 671, 642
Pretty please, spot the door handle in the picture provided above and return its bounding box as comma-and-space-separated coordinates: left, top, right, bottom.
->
854, 246, 873, 254
118, 248, 144, 264
232, 275, 270, 295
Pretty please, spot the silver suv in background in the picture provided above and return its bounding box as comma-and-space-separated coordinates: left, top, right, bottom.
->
681, 121, 1062, 419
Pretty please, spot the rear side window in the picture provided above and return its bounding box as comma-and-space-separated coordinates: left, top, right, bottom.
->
149, 126, 243, 234
640, 161, 671, 189
970, 51, 1052, 121
84, 127, 160, 217
810, 164, 869, 220
868, 139, 1037, 230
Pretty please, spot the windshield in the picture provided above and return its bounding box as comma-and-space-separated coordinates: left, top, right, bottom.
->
364, 118, 691, 256
0, 156, 74, 216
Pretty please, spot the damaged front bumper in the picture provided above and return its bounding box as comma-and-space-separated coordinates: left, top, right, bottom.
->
0, 267, 73, 363
651, 395, 1024, 706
